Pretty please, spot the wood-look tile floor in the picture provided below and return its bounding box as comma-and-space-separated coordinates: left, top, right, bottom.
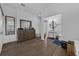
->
0, 38, 67, 56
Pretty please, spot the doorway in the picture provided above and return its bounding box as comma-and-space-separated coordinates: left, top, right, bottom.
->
44, 14, 62, 44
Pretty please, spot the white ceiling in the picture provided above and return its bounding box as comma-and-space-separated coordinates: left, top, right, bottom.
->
2, 3, 56, 17
2, 3, 79, 18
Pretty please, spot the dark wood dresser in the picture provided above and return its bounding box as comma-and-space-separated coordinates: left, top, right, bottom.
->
17, 28, 36, 42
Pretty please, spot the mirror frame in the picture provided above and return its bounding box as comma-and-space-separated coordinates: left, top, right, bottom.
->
5, 16, 15, 35
20, 19, 32, 29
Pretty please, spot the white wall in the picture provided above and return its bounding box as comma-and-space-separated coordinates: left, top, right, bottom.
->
2, 4, 40, 44
42, 4, 79, 41
62, 9, 79, 41
2, 5, 17, 44
53, 4, 79, 41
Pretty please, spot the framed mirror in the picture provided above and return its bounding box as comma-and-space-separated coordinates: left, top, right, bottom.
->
5, 16, 15, 35
20, 20, 32, 29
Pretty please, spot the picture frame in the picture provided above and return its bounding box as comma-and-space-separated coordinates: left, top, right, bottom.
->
5, 16, 15, 35
20, 19, 32, 29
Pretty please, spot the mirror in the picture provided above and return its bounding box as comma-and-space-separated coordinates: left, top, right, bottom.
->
20, 20, 32, 29
5, 16, 15, 35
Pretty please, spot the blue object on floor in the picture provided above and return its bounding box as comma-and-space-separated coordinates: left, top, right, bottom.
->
52, 39, 61, 46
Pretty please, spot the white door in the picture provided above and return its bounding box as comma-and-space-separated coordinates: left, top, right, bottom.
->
0, 6, 3, 53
